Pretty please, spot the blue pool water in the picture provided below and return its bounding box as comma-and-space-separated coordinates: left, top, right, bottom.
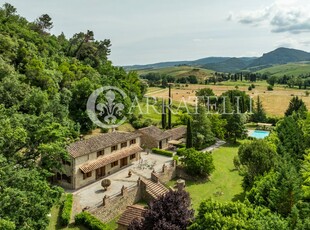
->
249, 130, 270, 139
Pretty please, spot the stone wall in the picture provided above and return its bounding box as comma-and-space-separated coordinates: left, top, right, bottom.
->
152, 160, 177, 184
90, 182, 142, 223
88, 161, 178, 223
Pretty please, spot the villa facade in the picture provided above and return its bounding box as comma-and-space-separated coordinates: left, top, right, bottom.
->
57, 132, 142, 189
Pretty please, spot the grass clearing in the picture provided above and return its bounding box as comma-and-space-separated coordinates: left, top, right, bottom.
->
47, 202, 87, 230
167, 143, 244, 210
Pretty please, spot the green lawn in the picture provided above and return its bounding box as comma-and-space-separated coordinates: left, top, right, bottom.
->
168, 143, 244, 210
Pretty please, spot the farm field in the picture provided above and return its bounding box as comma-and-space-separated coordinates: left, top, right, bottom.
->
137, 66, 214, 82
167, 143, 243, 210
146, 82, 310, 116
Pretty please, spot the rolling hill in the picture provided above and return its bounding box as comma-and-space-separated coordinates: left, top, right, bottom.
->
126, 47, 310, 74
136, 66, 214, 82
124, 57, 231, 71
248, 47, 310, 68
256, 62, 310, 77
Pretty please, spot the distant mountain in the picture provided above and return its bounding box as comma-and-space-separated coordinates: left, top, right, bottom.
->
123, 57, 231, 70
124, 47, 310, 73
124, 61, 191, 70
203, 57, 256, 72
248, 47, 310, 68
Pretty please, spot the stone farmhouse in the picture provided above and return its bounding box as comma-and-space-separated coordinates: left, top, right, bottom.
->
57, 132, 143, 189
137, 125, 186, 149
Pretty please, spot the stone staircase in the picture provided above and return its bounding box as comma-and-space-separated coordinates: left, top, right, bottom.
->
140, 178, 169, 200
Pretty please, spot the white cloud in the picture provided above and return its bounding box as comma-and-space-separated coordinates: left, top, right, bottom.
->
232, 0, 310, 34
238, 6, 272, 25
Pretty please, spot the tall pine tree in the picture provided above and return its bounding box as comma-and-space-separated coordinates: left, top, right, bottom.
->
186, 118, 193, 148
161, 99, 166, 129
252, 96, 267, 122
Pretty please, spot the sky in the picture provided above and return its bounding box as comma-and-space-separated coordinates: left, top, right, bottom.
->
3, 0, 310, 65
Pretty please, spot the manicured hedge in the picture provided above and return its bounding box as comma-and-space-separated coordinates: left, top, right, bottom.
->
152, 148, 173, 157
176, 147, 186, 156
174, 143, 186, 148
60, 193, 73, 226
75, 212, 110, 230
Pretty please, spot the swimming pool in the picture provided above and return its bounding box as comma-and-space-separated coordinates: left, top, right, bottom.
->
248, 130, 270, 139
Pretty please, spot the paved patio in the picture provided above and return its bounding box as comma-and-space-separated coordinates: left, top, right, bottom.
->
72, 151, 172, 209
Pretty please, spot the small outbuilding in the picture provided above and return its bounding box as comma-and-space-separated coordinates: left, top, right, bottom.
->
117, 205, 146, 230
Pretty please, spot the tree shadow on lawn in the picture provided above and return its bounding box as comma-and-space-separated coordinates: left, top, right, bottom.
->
231, 191, 246, 202
182, 177, 210, 186
223, 141, 242, 148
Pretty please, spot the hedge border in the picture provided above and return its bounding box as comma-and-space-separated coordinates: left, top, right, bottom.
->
75, 212, 110, 230
152, 148, 173, 157
60, 193, 73, 226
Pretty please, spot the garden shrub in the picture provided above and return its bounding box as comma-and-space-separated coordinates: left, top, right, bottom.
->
267, 85, 273, 91
174, 143, 186, 148
75, 212, 110, 230
152, 148, 173, 157
176, 147, 186, 156
60, 193, 73, 226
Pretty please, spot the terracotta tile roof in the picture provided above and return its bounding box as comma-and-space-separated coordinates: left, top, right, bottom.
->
117, 205, 146, 227
67, 132, 141, 158
165, 126, 186, 140
79, 145, 143, 173
138, 125, 171, 141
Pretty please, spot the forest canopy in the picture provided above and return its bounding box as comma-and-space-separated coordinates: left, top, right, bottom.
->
0, 3, 146, 229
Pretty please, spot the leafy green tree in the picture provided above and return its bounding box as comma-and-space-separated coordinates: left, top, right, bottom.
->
181, 148, 215, 177
161, 76, 168, 88
208, 114, 227, 139
186, 118, 193, 148
0, 156, 63, 229
188, 199, 288, 230
285, 96, 307, 117
246, 159, 303, 217
225, 112, 247, 143
69, 77, 98, 132
187, 75, 198, 84
238, 139, 278, 188
266, 76, 278, 86
129, 190, 194, 230
276, 115, 306, 160
221, 90, 251, 113
191, 106, 215, 149
35, 14, 53, 32
301, 150, 310, 200
251, 96, 267, 122
0, 219, 15, 230
195, 88, 215, 108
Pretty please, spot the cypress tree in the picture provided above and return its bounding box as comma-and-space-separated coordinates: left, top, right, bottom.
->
161, 99, 166, 129
186, 118, 193, 148
168, 84, 172, 129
